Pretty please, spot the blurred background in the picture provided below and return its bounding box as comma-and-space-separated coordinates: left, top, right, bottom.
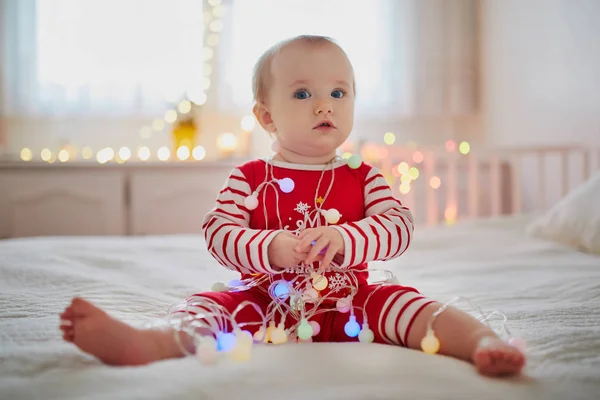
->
0, 0, 599, 238
1, 0, 598, 163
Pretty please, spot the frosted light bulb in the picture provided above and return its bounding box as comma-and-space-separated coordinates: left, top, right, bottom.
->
347, 155, 362, 169
297, 319, 313, 340
336, 296, 351, 313
322, 209, 341, 224
211, 282, 227, 292
312, 274, 328, 291
309, 320, 320, 336
421, 329, 440, 354
244, 195, 258, 210
344, 315, 360, 337
358, 323, 375, 343
278, 178, 295, 193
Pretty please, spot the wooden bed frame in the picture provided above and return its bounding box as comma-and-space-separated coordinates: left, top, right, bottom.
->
350, 142, 600, 226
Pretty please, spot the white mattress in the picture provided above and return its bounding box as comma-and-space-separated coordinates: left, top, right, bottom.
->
1, 214, 599, 400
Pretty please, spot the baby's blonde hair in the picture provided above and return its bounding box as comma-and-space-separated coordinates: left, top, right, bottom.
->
251, 35, 355, 104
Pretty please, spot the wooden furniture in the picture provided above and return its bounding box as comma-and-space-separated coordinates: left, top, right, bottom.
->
0, 161, 237, 238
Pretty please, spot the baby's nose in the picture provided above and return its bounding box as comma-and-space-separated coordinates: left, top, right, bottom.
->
314, 100, 333, 115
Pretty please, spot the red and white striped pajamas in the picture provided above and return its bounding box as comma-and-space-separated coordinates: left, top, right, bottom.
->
187, 158, 433, 346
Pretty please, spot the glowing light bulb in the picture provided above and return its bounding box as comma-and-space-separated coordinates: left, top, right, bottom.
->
157, 146, 170, 161
217, 132, 237, 151
397, 162, 409, 174
344, 315, 360, 338
176, 146, 190, 161
211, 281, 227, 292
209, 19, 223, 33
297, 319, 314, 341
430, 176, 441, 189
41, 149, 52, 162
322, 208, 341, 224
231, 330, 253, 362
244, 195, 258, 210
347, 155, 362, 169
192, 146, 206, 161
196, 336, 218, 364
228, 279, 243, 288
178, 100, 192, 114
459, 141, 471, 155
421, 329, 440, 354
336, 296, 351, 313
312, 274, 328, 291
274, 281, 290, 300
408, 167, 420, 180
20, 148, 33, 162
413, 151, 424, 163
138, 146, 151, 161
58, 149, 70, 163
270, 324, 288, 344
235, 329, 253, 345
278, 178, 295, 193
383, 132, 396, 145
82, 147, 93, 159
253, 327, 268, 343
359, 323, 375, 343
309, 320, 320, 336
164, 109, 177, 124
118, 147, 131, 161
445, 140, 456, 152
217, 332, 236, 352
399, 183, 411, 195
240, 115, 256, 131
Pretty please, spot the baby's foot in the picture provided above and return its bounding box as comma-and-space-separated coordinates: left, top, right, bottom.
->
472, 337, 526, 377
59, 297, 179, 366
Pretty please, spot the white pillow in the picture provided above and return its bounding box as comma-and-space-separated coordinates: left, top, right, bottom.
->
526, 172, 600, 255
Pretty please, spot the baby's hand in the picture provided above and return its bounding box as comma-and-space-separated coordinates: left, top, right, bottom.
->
296, 227, 344, 267
268, 231, 308, 270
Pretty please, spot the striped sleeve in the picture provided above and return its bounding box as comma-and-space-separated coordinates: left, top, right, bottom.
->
331, 166, 414, 268
201, 168, 282, 274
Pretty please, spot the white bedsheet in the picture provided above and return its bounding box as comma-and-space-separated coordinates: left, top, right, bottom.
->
1, 215, 599, 400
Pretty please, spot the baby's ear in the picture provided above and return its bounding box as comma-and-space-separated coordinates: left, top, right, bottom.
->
253, 103, 276, 133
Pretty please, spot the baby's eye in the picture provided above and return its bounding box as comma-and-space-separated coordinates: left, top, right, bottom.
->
294, 90, 310, 100
331, 89, 345, 99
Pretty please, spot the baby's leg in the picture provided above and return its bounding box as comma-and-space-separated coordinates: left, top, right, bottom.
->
348, 284, 525, 377
59, 297, 184, 366
405, 302, 526, 377
59, 289, 267, 366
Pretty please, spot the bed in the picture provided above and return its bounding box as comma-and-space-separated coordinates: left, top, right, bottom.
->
1, 212, 599, 400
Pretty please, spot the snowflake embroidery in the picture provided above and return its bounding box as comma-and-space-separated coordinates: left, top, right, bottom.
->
294, 202, 311, 215
328, 273, 348, 293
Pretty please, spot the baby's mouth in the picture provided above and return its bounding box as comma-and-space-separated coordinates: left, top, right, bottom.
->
313, 121, 336, 129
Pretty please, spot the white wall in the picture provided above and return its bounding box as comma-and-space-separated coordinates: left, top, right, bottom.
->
481, 0, 600, 147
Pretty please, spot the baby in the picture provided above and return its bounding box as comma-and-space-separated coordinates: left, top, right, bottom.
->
59, 35, 525, 377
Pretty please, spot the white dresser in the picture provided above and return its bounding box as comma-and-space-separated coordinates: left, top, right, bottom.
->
0, 161, 239, 238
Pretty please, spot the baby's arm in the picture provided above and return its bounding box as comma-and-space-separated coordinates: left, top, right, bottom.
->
202, 168, 285, 274
331, 166, 414, 268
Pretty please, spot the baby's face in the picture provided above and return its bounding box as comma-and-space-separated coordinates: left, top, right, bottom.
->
266, 42, 355, 159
